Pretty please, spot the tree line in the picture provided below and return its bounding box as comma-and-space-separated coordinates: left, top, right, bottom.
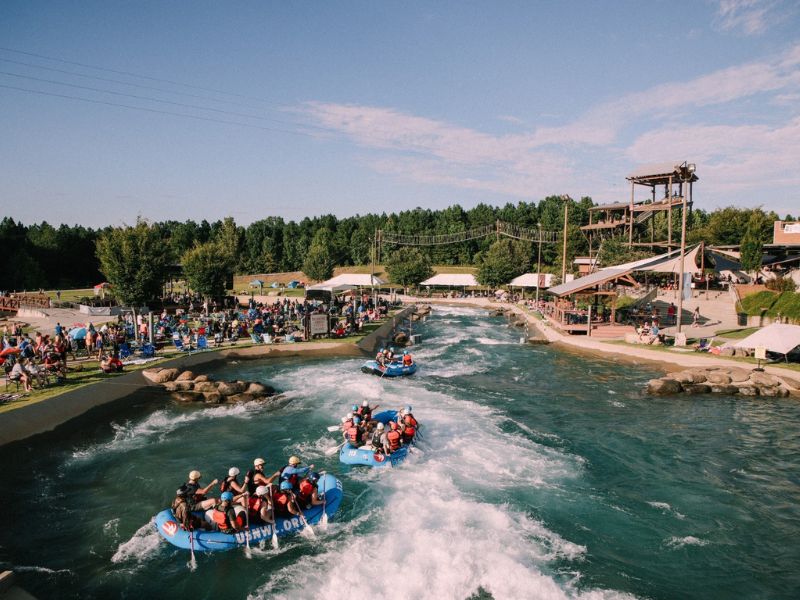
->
0, 202, 793, 295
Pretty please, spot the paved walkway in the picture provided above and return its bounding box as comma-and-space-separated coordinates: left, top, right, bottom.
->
653, 288, 739, 337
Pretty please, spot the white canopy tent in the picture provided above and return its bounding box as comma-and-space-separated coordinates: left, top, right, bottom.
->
734, 324, 800, 356
317, 274, 386, 287
421, 273, 479, 287
509, 273, 554, 288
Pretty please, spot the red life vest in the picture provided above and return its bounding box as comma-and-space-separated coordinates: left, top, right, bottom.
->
403, 355, 412, 366
347, 427, 360, 443
404, 414, 418, 428
402, 426, 416, 443
297, 480, 314, 505
273, 492, 291, 516
386, 430, 401, 451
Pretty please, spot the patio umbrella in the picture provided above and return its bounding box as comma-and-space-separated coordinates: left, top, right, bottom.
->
68, 327, 87, 339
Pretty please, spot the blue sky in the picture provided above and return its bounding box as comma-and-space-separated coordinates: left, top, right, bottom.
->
1, 0, 798, 227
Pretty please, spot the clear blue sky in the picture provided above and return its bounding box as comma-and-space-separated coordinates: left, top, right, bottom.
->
1, 0, 798, 227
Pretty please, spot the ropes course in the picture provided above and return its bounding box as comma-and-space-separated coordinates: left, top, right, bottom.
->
378, 221, 559, 247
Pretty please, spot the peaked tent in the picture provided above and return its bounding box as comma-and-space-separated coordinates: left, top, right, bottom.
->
318, 274, 386, 287
509, 273, 554, 288
421, 274, 479, 287
734, 324, 800, 355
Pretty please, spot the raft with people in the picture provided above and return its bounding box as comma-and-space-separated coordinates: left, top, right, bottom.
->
155, 472, 342, 551
335, 407, 418, 468
361, 360, 417, 377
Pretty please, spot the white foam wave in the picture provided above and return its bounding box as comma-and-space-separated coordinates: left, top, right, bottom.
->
665, 536, 708, 549
71, 403, 261, 461
14, 565, 74, 575
111, 519, 162, 564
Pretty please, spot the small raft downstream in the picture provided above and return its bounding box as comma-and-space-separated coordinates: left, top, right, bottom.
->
361, 360, 418, 377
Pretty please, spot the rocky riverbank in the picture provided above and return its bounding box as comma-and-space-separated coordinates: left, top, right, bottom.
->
142, 367, 278, 404
647, 367, 800, 397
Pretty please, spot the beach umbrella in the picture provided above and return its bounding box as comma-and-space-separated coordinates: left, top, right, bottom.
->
69, 327, 87, 339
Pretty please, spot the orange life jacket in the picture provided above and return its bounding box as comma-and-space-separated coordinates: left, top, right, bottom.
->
386, 430, 401, 451
347, 426, 361, 444
402, 426, 416, 443
273, 492, 291, 516
212, 506, 234, 531
404, 414, 418, 428
403, 355, 412, 366
297, 480, 314, 505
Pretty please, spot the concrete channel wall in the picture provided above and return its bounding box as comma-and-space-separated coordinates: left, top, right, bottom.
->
0, 343, 361, 449
357, 305, 418, 354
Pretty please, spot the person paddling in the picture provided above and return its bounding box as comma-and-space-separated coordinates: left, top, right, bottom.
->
344, 416, 365, 446
357, 399, 374, 423
220, 467, 246, 497
185, 470, 218, 511
172, 486, 195, 530
370, 422, 386, 453
276, 455, 312, 489
384, 421, 402, 454
211, 491, 242, 533
248, 485, 275, 524
244, 457, 273, 495
272, 480, 301, 518
402, 351, 413, 366
296, 472, 324, 510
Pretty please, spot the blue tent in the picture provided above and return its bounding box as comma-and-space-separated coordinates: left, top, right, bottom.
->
270, 282, 280, 288
287, 280, 300, 288
68, 327, 87, 339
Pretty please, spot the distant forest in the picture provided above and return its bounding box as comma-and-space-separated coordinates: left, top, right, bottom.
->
1, 197, 793, 291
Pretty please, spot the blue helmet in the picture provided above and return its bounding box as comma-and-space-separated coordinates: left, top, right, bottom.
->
309, 471, 320, 482
280, 480, 293, 491
405, 405, 412, 413
351, 404, 358, 412
220, 491, 234, 502
353, 416, 361, 425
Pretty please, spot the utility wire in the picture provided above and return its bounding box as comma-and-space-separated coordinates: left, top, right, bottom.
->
0, 46, 270, 103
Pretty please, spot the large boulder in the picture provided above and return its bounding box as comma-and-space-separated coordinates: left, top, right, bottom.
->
682, 384, 711, 394
759, 386, 789, 398
393, 332, 409, 346
647, 378, 682, 395
737, 385, 759, 396
749, 372, 780, 388
247, 382, 275, 396
674, 370, 707, 384
227, 393, 256, 404
172, 391, 202, 403
142, 368, 180, 384
194, 374, 211, 383
217, 381, 242, 396
193, 381, 219, 394
733, 348, 750, 358
163, 381, 179, 392
174, 380, 195, 391
203, 391, 224, 404
706, 372, 732, 385
176, 370, 195, 381
726, 368, 751, 383
710, 384, 739, 395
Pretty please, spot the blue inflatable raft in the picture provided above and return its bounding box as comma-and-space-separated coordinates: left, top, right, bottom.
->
361, 360, 417, 377
154, 473, 343, 551
338, 410, 410, 468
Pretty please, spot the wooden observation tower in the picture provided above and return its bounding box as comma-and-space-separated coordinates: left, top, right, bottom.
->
582, 162, 697, 257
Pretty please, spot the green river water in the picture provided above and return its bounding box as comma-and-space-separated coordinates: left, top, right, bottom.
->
1, 305, 798, 599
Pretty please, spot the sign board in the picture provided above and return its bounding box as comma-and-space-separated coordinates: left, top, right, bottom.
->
674, 332, 687, 347
785, 223, 800, 234
754, 346, 767, 360
309, 313, 329, 336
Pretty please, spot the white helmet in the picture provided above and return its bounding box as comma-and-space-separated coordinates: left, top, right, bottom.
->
253, 458, 266, 467
377, 422, 385, 430
255, 485, 268, 496
361, 399, 369, 406
189, 470, 201, 481
341, 416, 349, 423
228, 467, 240, 477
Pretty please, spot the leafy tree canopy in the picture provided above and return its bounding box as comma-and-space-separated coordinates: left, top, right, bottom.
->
476, 239, 531, 287
95, 220, 168, 306
303, 227, 335, 282
182, 241, 231, 299
385, 248, 434, 287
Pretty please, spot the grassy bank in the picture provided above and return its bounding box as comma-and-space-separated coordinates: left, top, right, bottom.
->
738, 291, 800, 321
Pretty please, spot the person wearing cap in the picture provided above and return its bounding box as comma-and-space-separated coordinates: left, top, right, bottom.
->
356, 399, 374, 423
276, 455, 312, 490
184, 470, 218, 511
